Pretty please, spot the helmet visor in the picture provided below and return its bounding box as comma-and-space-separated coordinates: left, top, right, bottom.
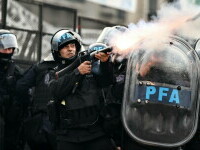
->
97, 26, 127, 45
0, 33, 18, 50
96, 27, 112, 44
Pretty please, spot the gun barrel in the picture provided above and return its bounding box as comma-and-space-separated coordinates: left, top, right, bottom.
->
55, 46, 112, 79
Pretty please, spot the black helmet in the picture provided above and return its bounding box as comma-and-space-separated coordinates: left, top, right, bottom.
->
97, 26, 128, 68
97, 25, 128, 45
0, 29, 18, 60
51, 29, 82, 62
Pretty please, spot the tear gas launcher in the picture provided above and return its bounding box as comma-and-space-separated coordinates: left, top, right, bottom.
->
55, 46, 112, 79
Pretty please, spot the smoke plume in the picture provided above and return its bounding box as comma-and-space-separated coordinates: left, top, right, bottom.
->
111, 0, 200, 56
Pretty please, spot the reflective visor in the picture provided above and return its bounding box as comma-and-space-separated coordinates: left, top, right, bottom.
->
96, 26, 127, 45
0, 33, 18, 50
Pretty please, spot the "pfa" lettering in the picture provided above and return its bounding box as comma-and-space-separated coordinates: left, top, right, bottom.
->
146, 86, 180, 104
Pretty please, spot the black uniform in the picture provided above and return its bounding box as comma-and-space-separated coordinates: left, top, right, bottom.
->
0, 59, 24, 150
16, 60, 59, 150
49, 60, 114, 150
100, 58, 127, 148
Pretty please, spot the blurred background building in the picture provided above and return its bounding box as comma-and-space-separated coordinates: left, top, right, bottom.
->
0, 0, 199, 68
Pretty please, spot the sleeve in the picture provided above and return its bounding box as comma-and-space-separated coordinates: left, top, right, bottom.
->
48, 68, 82, 101
15, 64, 37, 97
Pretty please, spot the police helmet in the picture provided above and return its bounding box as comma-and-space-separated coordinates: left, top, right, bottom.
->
88, 42, 107, 53
97, 25, 128, 45
0, 30, 18, 51
51, 29, 82, 62
0, 30, 18, 60
97, 26, 128, 72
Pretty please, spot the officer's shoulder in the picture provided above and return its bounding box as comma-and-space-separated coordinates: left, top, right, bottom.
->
38, 59, 57, 66
39, 54, 56, 65
36, 60, 58, 71
13, 64, 25, 77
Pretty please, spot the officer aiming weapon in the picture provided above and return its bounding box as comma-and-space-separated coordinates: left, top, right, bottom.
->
47, 43, 112, 128
55, 43, 112, 79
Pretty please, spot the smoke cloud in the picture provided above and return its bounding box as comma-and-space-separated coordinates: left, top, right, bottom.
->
110, 0, 200, 56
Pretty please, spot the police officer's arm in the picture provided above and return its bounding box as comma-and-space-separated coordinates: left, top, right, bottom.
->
49, 61, 91, 100
15, 64, 37, 99
77, 61, 92, 75
95, 52, 114, 87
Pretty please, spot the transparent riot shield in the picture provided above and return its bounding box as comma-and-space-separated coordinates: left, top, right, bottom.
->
194, 39, 200, 57
122, 36, 200, 147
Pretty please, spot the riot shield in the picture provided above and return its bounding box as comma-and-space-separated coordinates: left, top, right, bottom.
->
194, 39, 200, 57
122, 36, 200, 147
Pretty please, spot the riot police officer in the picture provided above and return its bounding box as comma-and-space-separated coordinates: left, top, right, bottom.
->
48, 29, 114, 150
15, 53, 58, 149
0, 29, 24, 150
15, 30, 82, 150
97, 25, 128, 150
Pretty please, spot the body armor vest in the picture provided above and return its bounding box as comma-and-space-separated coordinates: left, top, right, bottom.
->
59, 71, 103, 129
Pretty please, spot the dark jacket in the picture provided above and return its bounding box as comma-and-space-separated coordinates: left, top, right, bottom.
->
0, 59, 24, 150
15, 60, 59, 150
16, 60, 59, 111
49, 60, 113, 142
0, 59, 23, 118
